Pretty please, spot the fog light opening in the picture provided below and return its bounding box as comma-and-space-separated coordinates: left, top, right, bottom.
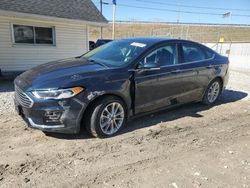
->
44, 111, 62, 123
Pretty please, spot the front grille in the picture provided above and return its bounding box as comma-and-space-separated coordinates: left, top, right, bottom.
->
15, 86, 34, 108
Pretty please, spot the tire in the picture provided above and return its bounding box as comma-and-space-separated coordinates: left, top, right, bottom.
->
202, 79, 222, 105
43, 131, 50, 136
85, 96, 127, 138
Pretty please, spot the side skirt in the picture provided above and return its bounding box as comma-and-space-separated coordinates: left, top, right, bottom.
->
128, 100, 201, 121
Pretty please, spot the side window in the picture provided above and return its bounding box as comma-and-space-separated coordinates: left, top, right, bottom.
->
181, 43, 206, 63
142, 44, 177, 67
204, 49, 215, 59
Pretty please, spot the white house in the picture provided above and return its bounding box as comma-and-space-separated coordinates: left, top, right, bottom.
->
0, 0, 107, 75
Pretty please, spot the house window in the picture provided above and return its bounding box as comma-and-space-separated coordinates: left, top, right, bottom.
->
13, 24, 55, 45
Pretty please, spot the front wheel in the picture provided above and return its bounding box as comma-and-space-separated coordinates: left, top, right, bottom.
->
202, 79, 222, 105
86, 96, 127, 138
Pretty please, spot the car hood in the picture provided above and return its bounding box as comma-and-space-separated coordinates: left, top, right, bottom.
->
17, 57, 108, 90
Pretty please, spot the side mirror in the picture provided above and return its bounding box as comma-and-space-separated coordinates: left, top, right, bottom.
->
128, 62, 160, 73
143, 62, 160, 71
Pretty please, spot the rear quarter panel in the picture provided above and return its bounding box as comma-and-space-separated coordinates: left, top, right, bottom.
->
197, 54, 229, 99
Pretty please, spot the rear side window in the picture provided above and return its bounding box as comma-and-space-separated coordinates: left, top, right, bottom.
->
204, 49, 215, 59
181, 43, 206, 63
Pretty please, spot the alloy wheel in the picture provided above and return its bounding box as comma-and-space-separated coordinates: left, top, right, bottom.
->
100, 102, 125, 135
207, 81, 220, 103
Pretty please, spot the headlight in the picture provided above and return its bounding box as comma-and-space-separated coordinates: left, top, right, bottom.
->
32, 87, 84, 100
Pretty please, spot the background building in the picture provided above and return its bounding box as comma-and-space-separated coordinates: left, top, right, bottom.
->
0, 0, 107, 75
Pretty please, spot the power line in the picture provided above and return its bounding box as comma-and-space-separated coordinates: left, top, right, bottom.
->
116, 3, 250, 18
135, 0, 250, 12
117, 3, 220, 16
93, 1, 250, 18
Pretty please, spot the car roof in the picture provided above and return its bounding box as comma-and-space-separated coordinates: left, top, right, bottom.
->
117, 37, 193, 46
96, 39, 112, 42
120, 37, 171, 43
117, 37, 214, 52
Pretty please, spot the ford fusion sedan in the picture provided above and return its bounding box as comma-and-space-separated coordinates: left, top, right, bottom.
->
14, 38, 229, 137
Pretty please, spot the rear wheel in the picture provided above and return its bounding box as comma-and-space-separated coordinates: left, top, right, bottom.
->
202, 79, 222, 105
86, 96, 127, 138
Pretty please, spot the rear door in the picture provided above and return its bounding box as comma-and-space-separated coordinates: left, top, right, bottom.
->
179, 42, 217, 100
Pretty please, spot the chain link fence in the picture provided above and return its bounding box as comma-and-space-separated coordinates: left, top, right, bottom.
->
89, 23, 250, 67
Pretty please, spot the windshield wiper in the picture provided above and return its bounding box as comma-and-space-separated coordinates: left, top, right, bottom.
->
88, 59, 109, 68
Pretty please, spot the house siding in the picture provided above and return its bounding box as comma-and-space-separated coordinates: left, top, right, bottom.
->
0, 16, 88, 72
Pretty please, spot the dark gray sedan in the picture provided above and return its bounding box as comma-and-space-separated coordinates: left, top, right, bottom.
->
14, 38, 229, 137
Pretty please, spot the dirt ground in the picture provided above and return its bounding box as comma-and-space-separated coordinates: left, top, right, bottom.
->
0, 66, 250, 188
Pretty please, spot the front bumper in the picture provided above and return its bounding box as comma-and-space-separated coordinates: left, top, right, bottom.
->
14, 91, 87, 134
28, 118, 65, 129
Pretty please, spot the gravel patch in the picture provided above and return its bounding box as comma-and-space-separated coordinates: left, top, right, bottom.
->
0, 92, 15, 115
0, 81, 15, 115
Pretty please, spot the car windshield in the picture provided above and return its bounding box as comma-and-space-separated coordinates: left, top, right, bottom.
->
82, 40, 147, 67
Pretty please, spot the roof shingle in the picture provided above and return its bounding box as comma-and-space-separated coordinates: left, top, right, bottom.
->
0, 0, 107, 23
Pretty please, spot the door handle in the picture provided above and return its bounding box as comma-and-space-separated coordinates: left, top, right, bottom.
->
171, 69, 182, 73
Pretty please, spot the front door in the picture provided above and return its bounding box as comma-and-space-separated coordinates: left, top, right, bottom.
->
134, 43, 198, 114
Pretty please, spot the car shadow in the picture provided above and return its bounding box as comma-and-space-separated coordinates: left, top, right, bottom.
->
0, 80, 14, 92
43, 89, 248, 140
120, 89, 248, 135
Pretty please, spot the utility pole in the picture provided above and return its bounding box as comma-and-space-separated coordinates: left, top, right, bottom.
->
100, 0, 103, 39
177, 0, 180, 24
112, 0, 116, 40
